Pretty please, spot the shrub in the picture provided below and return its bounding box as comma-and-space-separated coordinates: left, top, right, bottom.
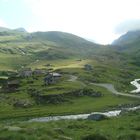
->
117, 134, 140, 140
82, 133, 108, 140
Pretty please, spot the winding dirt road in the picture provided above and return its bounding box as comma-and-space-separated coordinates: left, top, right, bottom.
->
67, 75, 140, 99
91, 83, 140, 99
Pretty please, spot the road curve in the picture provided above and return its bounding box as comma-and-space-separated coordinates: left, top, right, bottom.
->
66, 75, 140, 99
91, 83, 140, 99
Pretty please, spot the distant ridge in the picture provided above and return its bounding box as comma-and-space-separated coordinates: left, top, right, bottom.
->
0, 27, 11, 32
14, 27, 27, 33
0, 26, 27, 33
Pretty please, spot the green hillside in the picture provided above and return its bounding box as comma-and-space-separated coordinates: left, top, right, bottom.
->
112, 30, 140, 66
0, 28, 139, 91
0, 29, 106, 71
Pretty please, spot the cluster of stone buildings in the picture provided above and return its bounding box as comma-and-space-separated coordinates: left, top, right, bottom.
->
1, 68, 62, 92
0, 67, 62, 107
19, 68, 46, 77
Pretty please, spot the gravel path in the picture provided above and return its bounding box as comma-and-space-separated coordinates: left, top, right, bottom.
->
91, 83, 140, 99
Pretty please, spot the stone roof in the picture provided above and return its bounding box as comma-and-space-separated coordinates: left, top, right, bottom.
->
51, 72, 62, 77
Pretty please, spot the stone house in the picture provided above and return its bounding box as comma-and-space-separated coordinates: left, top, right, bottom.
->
44, 72, 62, 85
33, 69, 46, 75
51, 72, 62, 78
3, 80, 20, 92
19, 68, 32, 77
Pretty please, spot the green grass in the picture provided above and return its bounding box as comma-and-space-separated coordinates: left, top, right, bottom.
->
0, 110, 139, 140
0, 61, 139, 120
0, 82, 138, 120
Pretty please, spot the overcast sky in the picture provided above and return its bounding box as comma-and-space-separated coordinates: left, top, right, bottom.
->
0, 0, 140, 44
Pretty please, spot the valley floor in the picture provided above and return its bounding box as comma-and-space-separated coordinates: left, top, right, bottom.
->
0, 46, 140, 140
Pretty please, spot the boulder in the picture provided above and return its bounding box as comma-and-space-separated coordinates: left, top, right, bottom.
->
13, 100, 32, 108
84, 64, 93, 71
87, 113, 108, 121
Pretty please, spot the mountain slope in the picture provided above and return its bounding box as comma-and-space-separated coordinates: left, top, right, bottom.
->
112, 30, 140, 66
0, 29, 106, 70
112, 30, 140, 52
30, 31, 100, 48
112, 30, 140, 50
